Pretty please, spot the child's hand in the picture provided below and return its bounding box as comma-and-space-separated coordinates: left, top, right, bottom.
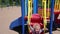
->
42, 28, 48, 31
46, 28, 48, 30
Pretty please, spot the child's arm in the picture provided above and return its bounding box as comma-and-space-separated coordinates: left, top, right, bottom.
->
30, 26, 34, 31
39, 28, 44, 33
39, 28, 48, 33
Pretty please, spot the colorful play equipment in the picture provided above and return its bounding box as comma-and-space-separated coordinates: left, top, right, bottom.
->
42, 0, 47, 32
9, 0, 60, 34
25, 14, 44, 34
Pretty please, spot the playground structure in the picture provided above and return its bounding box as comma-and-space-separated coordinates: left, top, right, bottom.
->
6, 0, 60, 34
20, 0, 54, 34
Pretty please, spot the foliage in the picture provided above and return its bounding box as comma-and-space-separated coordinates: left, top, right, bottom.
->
0, 0, 51, 8
0, 0, 20, 7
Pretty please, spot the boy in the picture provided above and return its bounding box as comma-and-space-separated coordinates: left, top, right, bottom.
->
29, 23, 44, 34
27, 14, 44, 34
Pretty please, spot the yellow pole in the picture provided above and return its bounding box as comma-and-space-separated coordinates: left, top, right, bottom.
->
48, 0, 50, 18
57, 0, 59, 10
28, 0, 32, 32
54, 0, 56, 10
42, 0, 47, 33
54, 0, 60, 12
56, 0, 58, 10
58, 0, 60, 10
55, 0, 58, 10
59, 0, 60, 10
54, 0, 59, 12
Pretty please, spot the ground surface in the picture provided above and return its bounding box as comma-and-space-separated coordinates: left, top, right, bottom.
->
0, 6, 21, 34
0, 6, 60, 34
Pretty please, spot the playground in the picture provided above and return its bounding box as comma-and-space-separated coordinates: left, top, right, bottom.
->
0, 6, 60, 34
0, 0, 60, 34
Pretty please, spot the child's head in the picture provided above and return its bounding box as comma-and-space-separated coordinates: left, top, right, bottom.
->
33, 23, 41, 31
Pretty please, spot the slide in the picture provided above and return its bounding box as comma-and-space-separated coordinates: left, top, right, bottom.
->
9, 17, 29, 34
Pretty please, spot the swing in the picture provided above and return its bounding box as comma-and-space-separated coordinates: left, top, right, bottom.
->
9, 0, 55, 34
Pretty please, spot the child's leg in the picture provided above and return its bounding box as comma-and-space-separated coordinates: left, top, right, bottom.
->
52, 21, 57, 31
58, 24, 60, 28
56, 24, 60, 30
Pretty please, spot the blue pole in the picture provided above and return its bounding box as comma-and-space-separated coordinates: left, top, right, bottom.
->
33, 0, 38, 14
49, 0, 55, 34
21, 0, 25, 34
25, 0, 28, 16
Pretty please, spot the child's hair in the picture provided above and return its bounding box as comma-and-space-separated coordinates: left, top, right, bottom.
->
33, 23, 40, 28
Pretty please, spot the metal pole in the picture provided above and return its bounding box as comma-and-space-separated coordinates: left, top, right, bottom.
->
49, 0, 55, 34
21, 0, 25, 34
33, 0, 38, 14
42, 0, 47, 33
25, 0, 28, 16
